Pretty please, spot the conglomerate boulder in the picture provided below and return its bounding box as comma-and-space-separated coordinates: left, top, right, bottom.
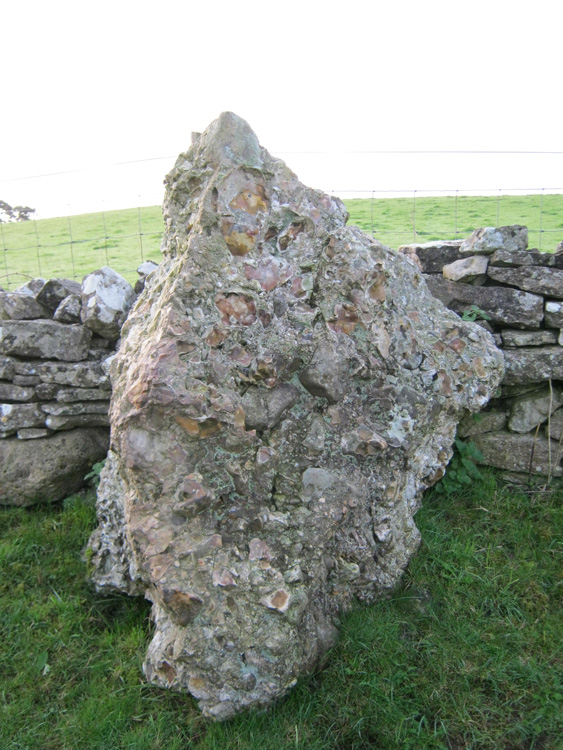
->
87, 112, 504, 719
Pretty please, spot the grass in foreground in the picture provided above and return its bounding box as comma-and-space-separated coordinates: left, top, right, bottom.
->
1, 194, 562, 289
1, 471, 561, 749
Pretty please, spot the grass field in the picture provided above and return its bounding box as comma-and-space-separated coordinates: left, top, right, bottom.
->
1, 194, 562, 290
1, 472, 561, 749
1, 193, 562, 747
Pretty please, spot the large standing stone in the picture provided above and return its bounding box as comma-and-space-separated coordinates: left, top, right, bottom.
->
0, 428, 109, 506
0, 320, 92, 361
81, 267, 136, 340
87, 113, 503, 719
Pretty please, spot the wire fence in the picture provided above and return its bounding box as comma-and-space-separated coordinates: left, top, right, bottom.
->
1, 153, 562, 291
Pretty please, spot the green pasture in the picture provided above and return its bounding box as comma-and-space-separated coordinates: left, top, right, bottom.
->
1, 194, 562, 290
1, 192, 562, 746
1, 473, 561, 749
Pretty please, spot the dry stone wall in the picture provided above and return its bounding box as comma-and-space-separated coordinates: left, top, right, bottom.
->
401, 227, 563, 482
0, 266, 153, 505
3, 221, 561, 505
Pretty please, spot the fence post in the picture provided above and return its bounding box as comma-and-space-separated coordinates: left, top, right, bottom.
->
67, 213, 77, 282
102, 209, 110, 266
137, 203, 144, 263
539, 188, 544, 251
0, 221, 9, 289
34, 217, 42, 278
412, 190, 417, 242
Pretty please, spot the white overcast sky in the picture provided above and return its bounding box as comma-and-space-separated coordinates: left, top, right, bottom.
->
1, 0, 562, 218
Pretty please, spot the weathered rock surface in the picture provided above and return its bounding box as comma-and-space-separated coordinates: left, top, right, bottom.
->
503, 346, 563, 384
472, 431, 562, 477
0, 383, 38, 402
1, 402, 45, 436
15, 278, 46, 297
398, 240, 463, 274
424, 276, 544, 329
0, 319, 92, 360
507, 386, 563, 433
53, 293, 82, 323
0, 292, 51, 320
87, 113, 503, 719
36, 278, 82, 310
487, 266, 563, 299
457, 409, 508, 438
35, 360, 108, 387
544, 301, 563, 328
0, 427, 109, 505
460, 225, 528, 255
442, 255, 488, 284
544, 407, 563, 440
134, 261, 160, 294
0, 356, 16, 379
501, 329, 558, 347
490, 247, 563, 269
81, 267, 136, 340
44, 413, 109, 430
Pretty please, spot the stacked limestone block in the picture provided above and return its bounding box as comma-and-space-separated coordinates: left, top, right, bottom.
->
400, 226, 563, 481
0, 267, 137, 505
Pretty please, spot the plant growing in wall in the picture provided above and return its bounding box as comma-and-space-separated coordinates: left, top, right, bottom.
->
435, 438, 484, 494
461, 305, 492, 323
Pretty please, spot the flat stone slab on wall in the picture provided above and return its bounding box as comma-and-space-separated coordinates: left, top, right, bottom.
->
0, 320, 92, 361
424, 276, 544, 329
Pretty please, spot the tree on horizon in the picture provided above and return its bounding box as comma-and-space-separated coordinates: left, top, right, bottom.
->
0, 200, 35, 223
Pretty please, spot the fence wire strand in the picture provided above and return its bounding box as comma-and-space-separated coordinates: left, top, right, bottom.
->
1, 187, 562, 290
